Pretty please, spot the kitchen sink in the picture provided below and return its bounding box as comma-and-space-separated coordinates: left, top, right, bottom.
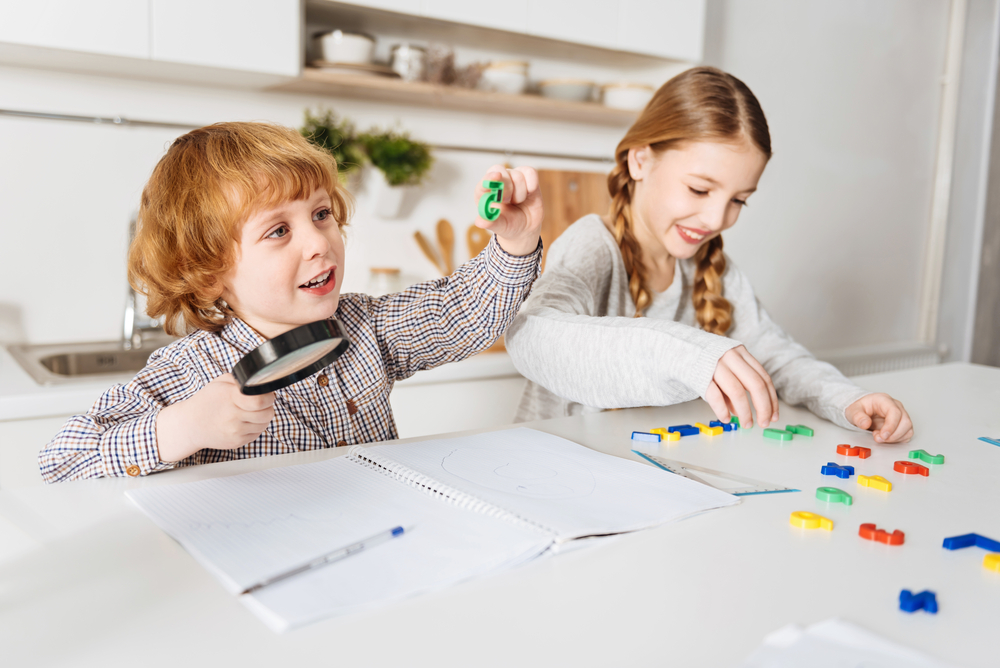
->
7, 333, 178, 386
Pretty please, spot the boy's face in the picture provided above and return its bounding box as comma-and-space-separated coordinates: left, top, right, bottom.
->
221, 187, 345, 339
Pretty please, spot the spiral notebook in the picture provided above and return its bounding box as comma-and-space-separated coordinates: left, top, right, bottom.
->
126, 428, 739, 631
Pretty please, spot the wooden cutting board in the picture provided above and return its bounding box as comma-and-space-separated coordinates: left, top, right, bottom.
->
537, 169, 611, 268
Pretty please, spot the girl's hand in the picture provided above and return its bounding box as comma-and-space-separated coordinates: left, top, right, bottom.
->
474, 165, 543, 256
156, 373, 276, 462
703, 345, 779, 429
846, 393, 913, 443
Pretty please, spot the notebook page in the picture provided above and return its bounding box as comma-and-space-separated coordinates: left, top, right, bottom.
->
126, 456, 550, 596
364, 428, 740, 540
244, 503, 548, 632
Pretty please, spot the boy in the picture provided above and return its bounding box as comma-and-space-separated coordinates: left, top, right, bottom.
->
39, 122, 543, 482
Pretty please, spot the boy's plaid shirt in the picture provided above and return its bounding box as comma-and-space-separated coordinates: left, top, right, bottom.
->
39, 238, 540, 483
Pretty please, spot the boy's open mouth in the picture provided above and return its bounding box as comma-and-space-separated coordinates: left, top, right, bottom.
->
299, 268, 335, 292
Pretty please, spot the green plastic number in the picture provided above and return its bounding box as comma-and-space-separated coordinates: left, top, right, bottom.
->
816, 486, 853, 506
478, 180, 504, 222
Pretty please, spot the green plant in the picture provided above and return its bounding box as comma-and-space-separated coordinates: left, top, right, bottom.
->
300, 109, 366, 180
358, 129, 434, 187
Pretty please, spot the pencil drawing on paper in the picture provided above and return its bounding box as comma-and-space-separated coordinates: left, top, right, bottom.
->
441, 448, 596, 498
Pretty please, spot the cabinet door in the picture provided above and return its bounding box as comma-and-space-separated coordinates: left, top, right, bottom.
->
0, 1, 149, 59
420, 0, 527, 35
151, 0, 300, 76
617, 0, 705, 61
527, 0, 619, 51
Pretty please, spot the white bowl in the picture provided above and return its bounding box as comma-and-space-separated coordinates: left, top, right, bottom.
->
485, 60, 529, 75
539, 79, 595, 103
601, 83, 654, 110
478, 67, 528, 95
315, 30, 375, 65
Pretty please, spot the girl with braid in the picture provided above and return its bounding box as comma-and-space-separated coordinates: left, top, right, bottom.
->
505, 66, 913, 443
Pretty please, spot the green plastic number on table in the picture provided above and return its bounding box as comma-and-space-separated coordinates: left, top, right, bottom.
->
786, 424, 814, 437
909, 449, 945, 465
478, 180, 504, 222
763, 428, 793, 441
816, 486, 853, 505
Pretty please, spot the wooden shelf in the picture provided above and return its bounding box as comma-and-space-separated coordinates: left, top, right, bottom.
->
268, 68, 639, 126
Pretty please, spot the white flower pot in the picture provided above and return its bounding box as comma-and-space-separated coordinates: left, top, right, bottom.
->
369, 169, 409, 219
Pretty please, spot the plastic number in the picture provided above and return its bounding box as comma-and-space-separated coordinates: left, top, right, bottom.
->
478, 180, 504, 222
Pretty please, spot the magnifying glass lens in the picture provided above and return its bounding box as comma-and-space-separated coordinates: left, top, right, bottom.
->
232, 319, 351, 395
244, 339, 344, 387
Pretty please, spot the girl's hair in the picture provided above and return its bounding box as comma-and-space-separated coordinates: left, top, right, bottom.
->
129, 121, 352, 335
607, 66, 771, 334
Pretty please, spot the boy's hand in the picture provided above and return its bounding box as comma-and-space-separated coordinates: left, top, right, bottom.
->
704, 345, 779, 429
846, 393, 913, 443
156, 373, 275, 463
474, 165, 543, 256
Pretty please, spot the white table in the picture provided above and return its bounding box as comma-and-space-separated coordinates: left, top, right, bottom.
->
1, 363, 998, 667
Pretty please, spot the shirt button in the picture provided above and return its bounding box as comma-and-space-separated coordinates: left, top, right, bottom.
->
317, 374, 329, 387
126, 465, 141, 477
346, 399, 357, 416
336, 440, 348, 447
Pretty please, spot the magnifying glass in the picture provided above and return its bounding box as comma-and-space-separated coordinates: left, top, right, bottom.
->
232, 319, 351, 395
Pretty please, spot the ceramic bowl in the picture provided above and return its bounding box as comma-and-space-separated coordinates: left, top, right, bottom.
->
478, 63, 529, 95
601, 83, 655, 110
539, 79, 595, 102
315, 30, 375, 65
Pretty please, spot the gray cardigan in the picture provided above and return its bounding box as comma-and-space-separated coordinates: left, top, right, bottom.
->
505, 215, 870, 428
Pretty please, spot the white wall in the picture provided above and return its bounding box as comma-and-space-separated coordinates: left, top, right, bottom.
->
704, 0, 954, 353
0, 64, 624, 345
0, 1, 994, 363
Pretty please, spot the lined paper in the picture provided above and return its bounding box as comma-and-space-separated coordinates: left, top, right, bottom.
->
127, 456, 549, 596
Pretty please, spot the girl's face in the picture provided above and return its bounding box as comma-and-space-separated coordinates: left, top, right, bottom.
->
221, 187, 346, 339
628, 139, 768, 260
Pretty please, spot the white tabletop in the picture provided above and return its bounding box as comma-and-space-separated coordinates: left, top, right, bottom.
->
1, 362, 998, 667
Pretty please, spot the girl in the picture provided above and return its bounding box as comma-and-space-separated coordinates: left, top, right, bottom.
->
39, 122, 543, 482
505, 66, 912, 443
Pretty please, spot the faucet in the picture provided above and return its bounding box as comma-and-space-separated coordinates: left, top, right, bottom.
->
123, 214, 162, 350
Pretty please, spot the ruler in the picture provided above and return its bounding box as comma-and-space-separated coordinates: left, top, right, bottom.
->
633, 451, 799, 496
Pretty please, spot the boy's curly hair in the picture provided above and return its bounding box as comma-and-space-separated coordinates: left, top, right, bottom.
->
128, 122, 352, 335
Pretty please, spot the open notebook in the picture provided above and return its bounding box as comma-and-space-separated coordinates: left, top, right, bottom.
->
127, 428, 739, 631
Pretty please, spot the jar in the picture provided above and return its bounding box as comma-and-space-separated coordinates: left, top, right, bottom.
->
390, 44, 426, 81
367, 267, 404, 296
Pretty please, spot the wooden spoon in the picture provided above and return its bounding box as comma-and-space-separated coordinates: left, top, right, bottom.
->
436, 219, 454, 274
467, 225, 491, 257
413, 231, 444, 275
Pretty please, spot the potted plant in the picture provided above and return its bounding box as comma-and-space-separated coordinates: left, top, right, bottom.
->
358, 129, 434, 218
299, 109, 366, 184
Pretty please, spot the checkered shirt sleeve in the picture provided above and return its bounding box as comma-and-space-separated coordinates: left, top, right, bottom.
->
37, 236, 540, 483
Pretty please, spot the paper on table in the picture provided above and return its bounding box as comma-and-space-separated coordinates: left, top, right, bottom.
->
126, 456, 550, 596
362, 427, 740, 540
740, 618, 961, 668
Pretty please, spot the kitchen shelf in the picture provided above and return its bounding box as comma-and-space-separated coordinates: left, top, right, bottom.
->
268, 68, 640, 126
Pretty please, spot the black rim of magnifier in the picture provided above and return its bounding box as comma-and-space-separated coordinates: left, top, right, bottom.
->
232, 319, 351, 395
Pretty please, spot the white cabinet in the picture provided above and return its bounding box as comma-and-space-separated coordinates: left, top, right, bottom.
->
420, 0, 527, 35
527, 0, 618, 51
390, 376, 527, 440
326, 0, 704, 61
151, 0, 300, 76
617, 0, 705, 61
0, 1, 149, 59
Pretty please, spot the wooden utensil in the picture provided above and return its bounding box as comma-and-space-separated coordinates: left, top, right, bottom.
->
436, 219, 454, 274
413, 231, 444, 274
467, 225, 491, 257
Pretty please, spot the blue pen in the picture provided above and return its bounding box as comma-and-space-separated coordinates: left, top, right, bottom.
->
241, 525, 407, 595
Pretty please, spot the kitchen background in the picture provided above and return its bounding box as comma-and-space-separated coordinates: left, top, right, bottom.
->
0, 1, 998, 478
